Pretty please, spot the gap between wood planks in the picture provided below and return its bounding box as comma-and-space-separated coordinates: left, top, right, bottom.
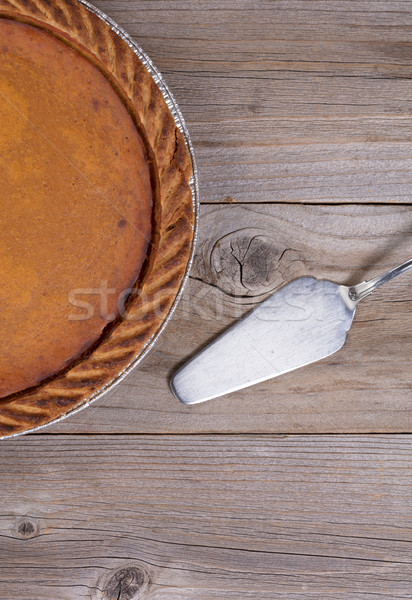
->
199, 200, 412, 205
31, 431, 412, 436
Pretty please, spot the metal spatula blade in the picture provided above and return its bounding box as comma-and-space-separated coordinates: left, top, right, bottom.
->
171, 259, 412, 405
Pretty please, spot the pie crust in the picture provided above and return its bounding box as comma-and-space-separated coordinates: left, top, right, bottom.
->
0, 0, 195, 437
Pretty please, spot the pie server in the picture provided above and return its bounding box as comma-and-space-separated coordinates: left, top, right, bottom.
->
171, 259, 412, 405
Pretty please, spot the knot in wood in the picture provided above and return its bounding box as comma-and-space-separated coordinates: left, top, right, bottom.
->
102, 566, 147, 600
14, 517, 38, 539
209, 228, 304, 297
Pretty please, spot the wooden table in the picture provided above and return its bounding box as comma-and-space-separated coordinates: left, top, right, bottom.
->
1, 2, 411, 598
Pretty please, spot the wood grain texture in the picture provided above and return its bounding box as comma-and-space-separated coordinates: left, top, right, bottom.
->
0, 435, 411, 600
48, 203, 412, 434
94, 0, 412, 204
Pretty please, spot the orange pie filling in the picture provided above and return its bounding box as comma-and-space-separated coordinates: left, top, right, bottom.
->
0, 18, 153, 397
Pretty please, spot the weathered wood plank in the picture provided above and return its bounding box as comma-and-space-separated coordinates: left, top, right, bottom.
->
197, 144, 412, 204
91, 0, 412, 204
0, 435, 411, 599
49, 203, 412, 434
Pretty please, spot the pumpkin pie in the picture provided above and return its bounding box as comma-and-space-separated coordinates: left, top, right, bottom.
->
0, 0, 196, 436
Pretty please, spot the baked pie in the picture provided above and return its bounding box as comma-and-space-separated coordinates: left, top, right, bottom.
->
0, 0, 196, 436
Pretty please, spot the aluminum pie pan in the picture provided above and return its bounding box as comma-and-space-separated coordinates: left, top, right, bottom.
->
1, 0, 199, 439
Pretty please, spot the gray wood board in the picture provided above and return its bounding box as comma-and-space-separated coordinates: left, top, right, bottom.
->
0, 435, 411, 600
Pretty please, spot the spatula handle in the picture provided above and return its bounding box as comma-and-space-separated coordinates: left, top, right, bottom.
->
349, 258, 412, 303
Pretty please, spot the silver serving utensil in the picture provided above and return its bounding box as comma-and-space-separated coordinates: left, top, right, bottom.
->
171, 259, 412, 405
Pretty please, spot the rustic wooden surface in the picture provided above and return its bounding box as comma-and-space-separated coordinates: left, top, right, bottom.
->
1, 435, 411, 599
1, 2, 412, 599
